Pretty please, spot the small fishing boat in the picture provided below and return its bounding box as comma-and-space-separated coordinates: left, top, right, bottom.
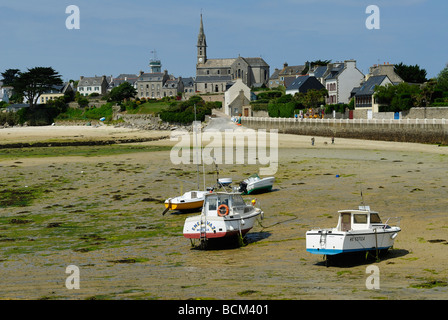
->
164, 190, 208, 214
183, 191, 263, 248
239, 174, 275, 195
306, 206, 400, 259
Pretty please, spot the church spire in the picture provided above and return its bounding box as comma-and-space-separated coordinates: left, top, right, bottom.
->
197, 14, 207, 64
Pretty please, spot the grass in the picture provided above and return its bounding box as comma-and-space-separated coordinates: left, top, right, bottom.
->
0, 186, 44, 208
127, 101, 170, 115
0, 145, 171, 160
410, 279, 448, 289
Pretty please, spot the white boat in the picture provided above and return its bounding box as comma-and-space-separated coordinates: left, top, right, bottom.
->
183, 192, 264, 248
306, 206, 401, 258
239, 174, 275, 195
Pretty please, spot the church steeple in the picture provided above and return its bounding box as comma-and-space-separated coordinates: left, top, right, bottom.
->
197, 14, 207, 65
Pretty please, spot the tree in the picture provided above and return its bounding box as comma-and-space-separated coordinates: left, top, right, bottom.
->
374, 82, 421, 111
108, 82, 137, 103
294, 89, 328, 109
436, 65, 448, 92
302, 60, 332, 75
12, 67, 63, 109
76, 95, 89, 108
394, 62, 427, 83
1, 69, 20, 86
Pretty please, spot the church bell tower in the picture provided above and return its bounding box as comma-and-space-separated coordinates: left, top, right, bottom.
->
197, 14, 207, 65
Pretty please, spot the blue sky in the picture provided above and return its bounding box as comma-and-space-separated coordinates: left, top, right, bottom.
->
1, 0, 447, 82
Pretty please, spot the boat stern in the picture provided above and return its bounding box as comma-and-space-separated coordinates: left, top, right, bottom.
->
306, 229, 344, 255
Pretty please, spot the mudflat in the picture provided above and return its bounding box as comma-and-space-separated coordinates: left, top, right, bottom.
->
0, 124, 447, 300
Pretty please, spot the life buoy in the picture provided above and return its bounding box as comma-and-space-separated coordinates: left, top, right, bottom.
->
217, 204, 229, 217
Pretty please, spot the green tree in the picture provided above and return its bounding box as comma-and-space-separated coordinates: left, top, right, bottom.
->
76, 95, 89, 108
294, 89, 327, 109
374, 82, 421, 112
11, 67, 63, 109
302, 60, 331, 75
108, 82, 137, 103
1, 69, 20, 86
436, 65, 448, 92
394, 62, 427, 83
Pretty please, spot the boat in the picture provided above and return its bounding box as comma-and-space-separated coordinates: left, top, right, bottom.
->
163, 118, 208, 215
164, 190, 209, 213
183, 191, 264, 248
306, 206, 401, 260
238, 174, 275, 195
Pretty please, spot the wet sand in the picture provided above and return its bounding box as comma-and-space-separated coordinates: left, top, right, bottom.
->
0, 123, 447, 300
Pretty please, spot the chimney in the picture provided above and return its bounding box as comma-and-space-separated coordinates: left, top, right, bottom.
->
283, 62, 288, 68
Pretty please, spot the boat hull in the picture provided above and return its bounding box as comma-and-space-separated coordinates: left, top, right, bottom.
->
164, 200, 203, 211
183, 211, 262, 240
244, 177, 275, 194
306, 227, 400, 255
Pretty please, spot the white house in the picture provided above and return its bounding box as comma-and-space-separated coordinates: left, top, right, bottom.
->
224, 78, 251, 116
324, 60, 364, 104
77, 75, 109, 96
0, 82, 12, 103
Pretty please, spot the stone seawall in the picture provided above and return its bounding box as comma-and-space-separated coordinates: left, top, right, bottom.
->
241, 117, 448, 145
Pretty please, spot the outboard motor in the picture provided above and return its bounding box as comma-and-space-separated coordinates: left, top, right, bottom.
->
239, 181, 248, 194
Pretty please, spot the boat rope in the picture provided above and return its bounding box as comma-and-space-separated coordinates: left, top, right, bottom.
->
257, 215, 299, 229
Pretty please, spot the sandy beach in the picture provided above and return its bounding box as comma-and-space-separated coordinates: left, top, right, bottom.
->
0, 120, 447, 300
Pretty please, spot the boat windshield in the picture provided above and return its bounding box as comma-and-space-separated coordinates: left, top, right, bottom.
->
370, 213, 382, 223
206, 194, 230, 212
231, 194, 245, 207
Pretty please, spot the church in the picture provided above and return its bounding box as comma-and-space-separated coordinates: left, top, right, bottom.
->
195, 15, 270, 94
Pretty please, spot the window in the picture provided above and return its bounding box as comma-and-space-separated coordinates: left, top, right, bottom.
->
354, 214, 367, 224
232, 195, 245, 207
207, 195, 217, 211
370, 213, 382, 223
217, 195, 229, 207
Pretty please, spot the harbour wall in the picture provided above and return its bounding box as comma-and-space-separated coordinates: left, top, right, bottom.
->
241, 117, 448, 145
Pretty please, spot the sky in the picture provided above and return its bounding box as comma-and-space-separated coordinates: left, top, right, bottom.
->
1, 0, 447, 82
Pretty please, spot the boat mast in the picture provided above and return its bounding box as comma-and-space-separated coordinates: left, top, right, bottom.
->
194, 104, 200, 190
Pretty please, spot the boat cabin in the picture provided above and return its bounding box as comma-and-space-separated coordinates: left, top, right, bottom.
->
203, 192, 249, 217
335, 208, 383, 232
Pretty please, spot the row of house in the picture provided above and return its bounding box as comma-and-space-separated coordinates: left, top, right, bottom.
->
267, 60, 404, 116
